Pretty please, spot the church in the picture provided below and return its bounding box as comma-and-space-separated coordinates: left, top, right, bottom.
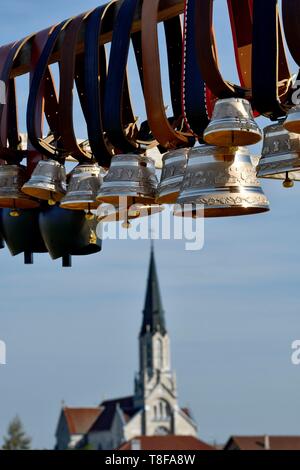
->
55, 247, 198, 450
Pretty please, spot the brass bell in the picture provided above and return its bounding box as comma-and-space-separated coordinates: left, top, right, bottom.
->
60, 164, 103, 218
0, 165, 40, 212
156, 148, 189, 204
257, 122, 300, 186
204, 98, 262, 147
96, 154, 158, 206
283, 105, 300, 135
22, 159, 67, 204
174, 145, 270, 218
1, 208, 48, 264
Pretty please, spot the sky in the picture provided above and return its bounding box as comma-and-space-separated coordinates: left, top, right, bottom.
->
1, 0, 300, 450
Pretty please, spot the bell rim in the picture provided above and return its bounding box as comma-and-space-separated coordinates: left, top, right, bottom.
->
204, 129, 262, 147
283, 121, 300, 134
174, 205, 270, 218
96, 194, 157, 206
60, 200, 100, 210
98, 204, 164, 222
0, 197, 40, 209
22, 186, 66, 201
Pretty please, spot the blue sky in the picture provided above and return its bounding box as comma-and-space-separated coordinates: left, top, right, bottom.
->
0, 0, 300, 449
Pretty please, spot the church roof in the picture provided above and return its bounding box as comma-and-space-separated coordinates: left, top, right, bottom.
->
63, 407, 102, 435
90, 396, 138, 432
140, 246, 166, 336
118, 436, 215, 451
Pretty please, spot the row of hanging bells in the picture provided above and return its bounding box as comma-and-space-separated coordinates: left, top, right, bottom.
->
2, 96, 300, 237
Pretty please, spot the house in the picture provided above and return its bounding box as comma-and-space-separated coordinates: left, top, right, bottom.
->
224, 435, 300, 451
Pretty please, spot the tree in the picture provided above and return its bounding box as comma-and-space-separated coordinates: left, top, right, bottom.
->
2, 416, 31, 450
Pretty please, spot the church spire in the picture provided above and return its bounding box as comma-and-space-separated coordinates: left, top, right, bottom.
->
140, 245, 166, 337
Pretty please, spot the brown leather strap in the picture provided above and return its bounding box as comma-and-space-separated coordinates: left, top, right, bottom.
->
0, 36, 34, 160
142, 0, 191, 149
196, 0, 250, 99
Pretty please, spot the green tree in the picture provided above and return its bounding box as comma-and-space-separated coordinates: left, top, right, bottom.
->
2, 416, 31, 450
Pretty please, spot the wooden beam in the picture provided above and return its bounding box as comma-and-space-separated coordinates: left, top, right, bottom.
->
9, 0, 184, 78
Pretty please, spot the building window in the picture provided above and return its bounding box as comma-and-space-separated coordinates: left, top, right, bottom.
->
153, 400, 171, 421
155, 426, 170, 436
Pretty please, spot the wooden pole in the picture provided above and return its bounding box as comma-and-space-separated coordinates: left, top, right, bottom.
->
7, 0, 184, 78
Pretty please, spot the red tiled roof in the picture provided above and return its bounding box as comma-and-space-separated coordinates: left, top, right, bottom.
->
225, 436, 300, 451
63, 407, 102, 435
119, 436, 215, 451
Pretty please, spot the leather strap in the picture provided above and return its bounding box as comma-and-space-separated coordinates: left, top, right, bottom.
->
282, 0, 300, 67
27, 27, 60, 173
164, 16, 184, 121
252, 0, 291, 119
0, 37, 34, 161
84, 2, 118, 167
229, 0, 289, 98
104, 0, 141, 154
0, 44, 16, 163
59, 12, 92, 163
27, 20, 71, 159
227, 0, 253, 89
196, 0, 252, 99
142, 0, 191, 149
182, 0, 210, 139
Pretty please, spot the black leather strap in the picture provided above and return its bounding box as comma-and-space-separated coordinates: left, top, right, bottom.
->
104, 0, 140, 154
164, 16, 184, 121
59, 12, 92, 163
282, 0, 300, 67
182, 0, 209, 139
252, 0, 291, 119
27, 21, 70, 159
84, 2, 117, 167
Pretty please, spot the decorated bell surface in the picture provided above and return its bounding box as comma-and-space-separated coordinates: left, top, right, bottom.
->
22, 159, 67, 204
174, 145, 270, 218
60, 164, 103, 214
283, 105, 300, 135
156, 148, 189, 204
1, 208, 47, 264
96, 154, 158, 206
0, 165, 40, 211
204, 98, 262, 147
257, 122, 300, 186
39, 205, 102, 260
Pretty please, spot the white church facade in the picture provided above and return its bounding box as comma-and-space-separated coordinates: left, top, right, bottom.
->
55, 247, 197, 450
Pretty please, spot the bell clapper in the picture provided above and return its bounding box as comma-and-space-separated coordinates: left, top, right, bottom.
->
48, 192, 56, 206
283, 172, 294, 189
9, 201, 20, 217
85, 204, 95, 221
122, 218, 131, 230
9, 209, 20, 217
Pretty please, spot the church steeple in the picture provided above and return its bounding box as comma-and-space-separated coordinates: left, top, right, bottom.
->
140, 246, 166, 337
